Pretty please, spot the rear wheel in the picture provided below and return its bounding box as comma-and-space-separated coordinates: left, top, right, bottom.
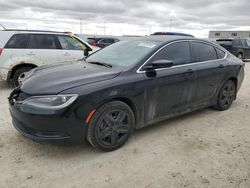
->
12, 67, 33, 87
87, 101, 135, 151
214, 80, 236, 111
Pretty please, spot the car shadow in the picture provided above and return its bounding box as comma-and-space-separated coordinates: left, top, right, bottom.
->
133, 107, 215, 138
14, 106, 219, 161
0, 80, 12, 89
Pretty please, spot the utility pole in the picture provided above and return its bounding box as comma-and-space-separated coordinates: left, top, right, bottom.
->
149, 26, 152, 35
80, 18, 83, 34
169, 17, 172, 32
103, 22, 106, 35
0, 23, 6, 30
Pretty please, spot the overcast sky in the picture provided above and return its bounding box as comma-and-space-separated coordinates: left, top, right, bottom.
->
0, 0, 250, 37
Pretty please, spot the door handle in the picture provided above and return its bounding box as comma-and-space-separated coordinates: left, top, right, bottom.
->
218, 64, 225, 68
185, 69, 194, 74
64, 52, 70, 56
27, 52, 35, 55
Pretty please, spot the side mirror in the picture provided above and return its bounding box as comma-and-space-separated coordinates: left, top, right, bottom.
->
144, 60, 173, 71
84, 48, 90, 56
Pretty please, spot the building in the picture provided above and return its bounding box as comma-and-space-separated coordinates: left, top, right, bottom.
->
209, 31, 250, 41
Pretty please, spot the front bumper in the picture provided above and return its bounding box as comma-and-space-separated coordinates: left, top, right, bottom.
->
9, 104, 86, 144
237, 65, 245, 92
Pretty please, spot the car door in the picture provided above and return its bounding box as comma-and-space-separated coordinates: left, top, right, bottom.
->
25, 34, 66, 66
2, 34, 30, 66
190, 41, 227, 107
241, 39, 250, 58
56, 35, 88, 61
141, 41, 197, 123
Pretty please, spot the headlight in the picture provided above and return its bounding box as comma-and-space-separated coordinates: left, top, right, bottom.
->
20, 94, 78, 113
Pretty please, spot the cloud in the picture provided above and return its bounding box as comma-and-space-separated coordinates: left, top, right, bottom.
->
0, 0, 249, 37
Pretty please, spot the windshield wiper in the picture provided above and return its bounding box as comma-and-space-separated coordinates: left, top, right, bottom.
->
88, 61, 113, 68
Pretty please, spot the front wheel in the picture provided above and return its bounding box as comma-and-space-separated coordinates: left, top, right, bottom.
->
12, 67, 33, 87
87, 101, 135, 151
214, 80, 236, 111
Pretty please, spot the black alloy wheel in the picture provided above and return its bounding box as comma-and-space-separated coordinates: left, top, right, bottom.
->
87, 101, 135, 151
214, 80, 236, 111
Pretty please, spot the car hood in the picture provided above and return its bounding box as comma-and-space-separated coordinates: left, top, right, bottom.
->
21, 61, 121, 95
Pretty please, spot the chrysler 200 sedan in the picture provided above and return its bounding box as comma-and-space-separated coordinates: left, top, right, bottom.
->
9, 36, 244, 151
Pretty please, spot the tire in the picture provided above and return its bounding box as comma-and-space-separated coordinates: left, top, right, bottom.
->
12, 67, 33, 87
87, 101, 135, 152
237, 53, 243, 60
214, 80, 236, 111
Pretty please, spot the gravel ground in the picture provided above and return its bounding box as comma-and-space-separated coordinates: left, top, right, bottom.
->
0, 64, 250, 188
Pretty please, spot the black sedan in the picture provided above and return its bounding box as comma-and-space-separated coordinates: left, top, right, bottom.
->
87, 37, 120, 48
9, 36, 244, 151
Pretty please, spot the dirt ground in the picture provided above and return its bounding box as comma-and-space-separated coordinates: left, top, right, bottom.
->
0, 64, 250, 188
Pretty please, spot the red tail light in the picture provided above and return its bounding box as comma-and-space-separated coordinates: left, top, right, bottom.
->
0, 48, 3, 55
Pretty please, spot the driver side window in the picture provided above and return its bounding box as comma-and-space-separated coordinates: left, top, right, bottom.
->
151, 41, 192, 66
57, 35, 86, 50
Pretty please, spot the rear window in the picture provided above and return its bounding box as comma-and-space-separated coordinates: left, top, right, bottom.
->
27, 34, 57, 49
5, 34, 29, 49
192, 42, 217, 62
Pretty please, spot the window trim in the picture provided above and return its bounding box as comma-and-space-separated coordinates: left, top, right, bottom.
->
215, 47, 226, 59
137, 39, 227, 73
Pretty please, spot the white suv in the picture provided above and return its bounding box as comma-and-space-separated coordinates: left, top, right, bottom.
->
0, 30, 99, 86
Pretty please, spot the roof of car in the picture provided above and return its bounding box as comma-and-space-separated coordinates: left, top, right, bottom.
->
1, 29, 72, 35
151, 32, 194, 37
130, 36, 224, 50
87, 37, 119, 40
133, 35, 196, 43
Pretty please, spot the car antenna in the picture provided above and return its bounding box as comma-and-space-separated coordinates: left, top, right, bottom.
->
0, 24, 7, 30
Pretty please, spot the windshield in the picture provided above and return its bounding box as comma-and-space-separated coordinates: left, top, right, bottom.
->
86, 40, 160, 67
87, 38, 97, 45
